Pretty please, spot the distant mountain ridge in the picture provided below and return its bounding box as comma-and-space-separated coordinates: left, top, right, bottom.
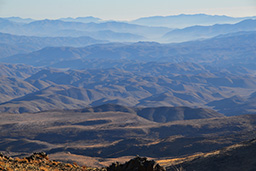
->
59, 16, 102, 23
131, 14, 256, 28
163, 19, 256, 42
2, 31, 255, 68
0, 32, 106, 58
0, 18, 170, 41
0, 43, 31, 59
3, 17, 34, 23
1, 15, 256, 42
4, 14, 255, 28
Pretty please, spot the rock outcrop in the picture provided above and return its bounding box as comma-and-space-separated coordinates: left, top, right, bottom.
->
107, 156, 165, 171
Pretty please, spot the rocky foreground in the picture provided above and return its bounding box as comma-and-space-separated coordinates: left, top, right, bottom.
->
2, 138, 256, 170
0, 152, 165, 171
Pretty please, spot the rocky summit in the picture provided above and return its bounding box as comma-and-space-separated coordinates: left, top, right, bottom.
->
0, 152, 103, 171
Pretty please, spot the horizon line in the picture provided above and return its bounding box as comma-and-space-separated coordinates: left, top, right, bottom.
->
1, 13, 256, 22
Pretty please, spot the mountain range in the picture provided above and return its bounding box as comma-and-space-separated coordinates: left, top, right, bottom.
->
2, 31, 255, 69
0, 62, 255, 115
131, 14, 256, 28
0, 32, 105, 58
163, 19, 256, 42
59, 16, 102, 23
1, 13, 256, 170
4, 14, 256, 28
0, 18, 169, 42
1, 15, 256, 43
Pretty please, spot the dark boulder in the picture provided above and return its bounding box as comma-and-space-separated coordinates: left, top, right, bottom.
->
107, 156, 165, 171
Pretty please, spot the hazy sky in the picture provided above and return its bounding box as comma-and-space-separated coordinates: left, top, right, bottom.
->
0, 0, 255, 20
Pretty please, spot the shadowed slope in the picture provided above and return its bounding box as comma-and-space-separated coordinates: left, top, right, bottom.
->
166, 138, 256, 171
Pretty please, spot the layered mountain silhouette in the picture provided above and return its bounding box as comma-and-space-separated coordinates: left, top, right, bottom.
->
0, 18, 170, 41
2, 15, 256, 43
3, 17, 34, 23
163, 19, 256, 42
131, 14, 256, 28
59, 16, 102, 23
2, 31, 255, 69
0, 43, 32, 59
1, 14, 256, 169
0, 32, 105, 58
